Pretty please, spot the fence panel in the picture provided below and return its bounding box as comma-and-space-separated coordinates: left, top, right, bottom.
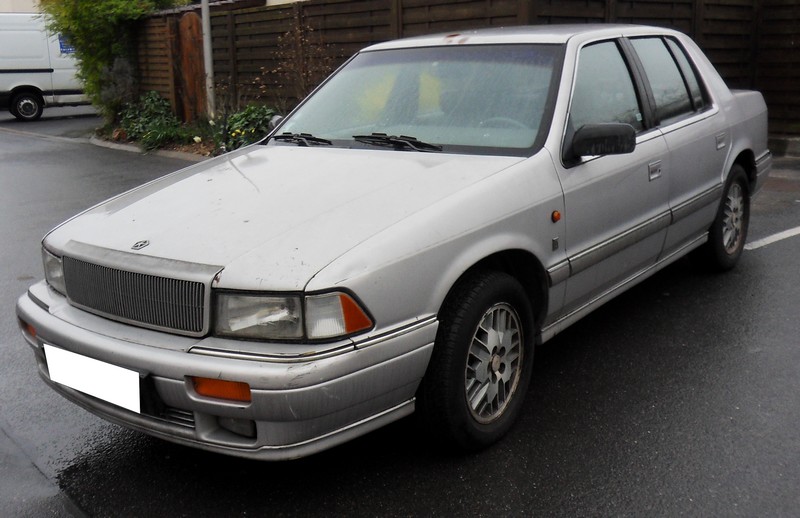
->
400, 0, 520, 35
697, 0, 758, 88
136, 17, 177, 113
138, 0, 796, 135
758, 0, 800, 134
614, 0, 694, 33
211, 5, 295, 110
530, 0, 608, 23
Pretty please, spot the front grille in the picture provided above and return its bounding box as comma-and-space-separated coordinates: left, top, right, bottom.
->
62, 256, 205, 334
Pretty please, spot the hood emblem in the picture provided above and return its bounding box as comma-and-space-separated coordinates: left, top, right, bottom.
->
131, 240, 150, 251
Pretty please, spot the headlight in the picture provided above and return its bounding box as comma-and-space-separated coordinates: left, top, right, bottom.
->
215, 294, 303, 340
214, 291, 373, 341
42, 247, 66, 295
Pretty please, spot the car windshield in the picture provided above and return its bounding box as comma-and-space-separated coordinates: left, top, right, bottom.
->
274, 44, 564, 156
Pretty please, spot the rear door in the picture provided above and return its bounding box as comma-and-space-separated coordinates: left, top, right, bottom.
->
628, 36, 729, 256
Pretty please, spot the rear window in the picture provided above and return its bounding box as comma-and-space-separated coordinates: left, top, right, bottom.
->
630, 37, 708, 125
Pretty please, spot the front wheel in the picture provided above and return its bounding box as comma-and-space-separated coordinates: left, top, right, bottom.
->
10, 92, 44, 121
417, 270, 535, 450
694, 164, 750, 271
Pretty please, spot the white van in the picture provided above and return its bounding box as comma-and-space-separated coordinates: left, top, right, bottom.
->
0, 13, 87, 121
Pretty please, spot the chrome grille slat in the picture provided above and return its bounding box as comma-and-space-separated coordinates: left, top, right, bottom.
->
62, 256, 205, 334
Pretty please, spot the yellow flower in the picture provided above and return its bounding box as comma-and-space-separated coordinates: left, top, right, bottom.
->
193, 136, 202, 143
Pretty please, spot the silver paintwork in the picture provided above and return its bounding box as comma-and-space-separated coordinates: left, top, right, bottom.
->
17, 24, 772, 460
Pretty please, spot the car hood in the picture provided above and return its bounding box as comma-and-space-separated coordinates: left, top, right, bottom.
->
47, 145, 523, 290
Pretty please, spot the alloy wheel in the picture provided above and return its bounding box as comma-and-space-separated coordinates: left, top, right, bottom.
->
465, 303, 523, 424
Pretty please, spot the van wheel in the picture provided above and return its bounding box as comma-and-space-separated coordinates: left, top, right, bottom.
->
417, 270, 535, 450
11, 92, 44, 121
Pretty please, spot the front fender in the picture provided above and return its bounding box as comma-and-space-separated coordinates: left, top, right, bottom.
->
308, 154, 566, 335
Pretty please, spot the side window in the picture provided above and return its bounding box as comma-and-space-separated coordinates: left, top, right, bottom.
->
630, 37, 694, 124
665, 38, 706, 111
569, 41, 644, 132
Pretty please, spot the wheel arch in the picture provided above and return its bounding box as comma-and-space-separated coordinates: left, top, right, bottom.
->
11, 85, 45, 101
418, 254, 543, 449
732, 149, 757, 192
438, 249, 549, 337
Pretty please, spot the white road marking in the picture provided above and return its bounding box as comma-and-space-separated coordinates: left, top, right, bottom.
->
745, 226, 800, 250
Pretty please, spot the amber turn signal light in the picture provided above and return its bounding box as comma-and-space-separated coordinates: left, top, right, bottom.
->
192, 377, 251, 402
19, 318, 36, 338
339, 293, 373, 334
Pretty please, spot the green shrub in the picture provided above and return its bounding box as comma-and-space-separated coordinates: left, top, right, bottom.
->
40, 0, 186, 122
119, 93, 277, 154
120, 91, 187, 150
221, 104, 276, 151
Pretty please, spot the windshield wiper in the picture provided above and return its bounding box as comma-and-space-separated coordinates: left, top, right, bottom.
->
353, 133, 442, 152
272, 132, 332, 146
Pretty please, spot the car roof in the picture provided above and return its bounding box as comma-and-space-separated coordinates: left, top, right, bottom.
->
363, 24, 679, 51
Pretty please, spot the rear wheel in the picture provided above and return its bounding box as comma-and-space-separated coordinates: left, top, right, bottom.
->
694, 164, 750, 271
11, 92, 44, 121
417, 270, 535, 450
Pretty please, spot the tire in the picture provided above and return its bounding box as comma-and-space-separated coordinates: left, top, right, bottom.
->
417, 270, 535, 451
11, 92, 44, 121
694, 164, 750, 271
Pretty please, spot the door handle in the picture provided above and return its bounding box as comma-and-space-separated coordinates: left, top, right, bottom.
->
648, 160, 663, 181
716, 132, 728, 150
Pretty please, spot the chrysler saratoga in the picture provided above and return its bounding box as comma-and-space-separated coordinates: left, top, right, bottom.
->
17, 25, 771, 460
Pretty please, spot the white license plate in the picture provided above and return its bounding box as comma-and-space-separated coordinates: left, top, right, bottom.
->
44, 345, 141, 413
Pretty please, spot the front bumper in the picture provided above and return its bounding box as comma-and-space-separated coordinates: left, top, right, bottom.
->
16, 281, 436, 460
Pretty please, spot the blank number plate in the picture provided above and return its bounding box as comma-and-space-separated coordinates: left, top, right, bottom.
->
44, 345, 141, 413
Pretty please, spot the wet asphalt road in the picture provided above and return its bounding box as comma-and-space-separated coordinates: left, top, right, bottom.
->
1, 109, 799, 517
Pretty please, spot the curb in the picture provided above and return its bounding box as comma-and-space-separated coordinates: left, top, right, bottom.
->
89, 136, 210, 163
768, 136, 800, 158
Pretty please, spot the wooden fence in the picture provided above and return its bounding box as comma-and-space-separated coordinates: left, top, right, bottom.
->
758, 0, 800, 135
136, 0, 799, 135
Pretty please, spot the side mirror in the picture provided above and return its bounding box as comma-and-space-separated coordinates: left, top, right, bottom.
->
268, 114, 284, 131
571, 123, 636, 157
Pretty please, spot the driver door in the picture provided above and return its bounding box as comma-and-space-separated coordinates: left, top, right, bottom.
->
555, 39, 671, 314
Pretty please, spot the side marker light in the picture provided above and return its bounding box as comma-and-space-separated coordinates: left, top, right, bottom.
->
19, 318, 36, 338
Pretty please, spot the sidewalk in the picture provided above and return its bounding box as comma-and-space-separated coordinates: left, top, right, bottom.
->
89, 135, 208, 163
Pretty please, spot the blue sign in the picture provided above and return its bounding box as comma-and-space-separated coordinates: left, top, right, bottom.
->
58, 34, 76, 55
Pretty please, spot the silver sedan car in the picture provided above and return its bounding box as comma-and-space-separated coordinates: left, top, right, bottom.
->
17, 24, 771, 460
